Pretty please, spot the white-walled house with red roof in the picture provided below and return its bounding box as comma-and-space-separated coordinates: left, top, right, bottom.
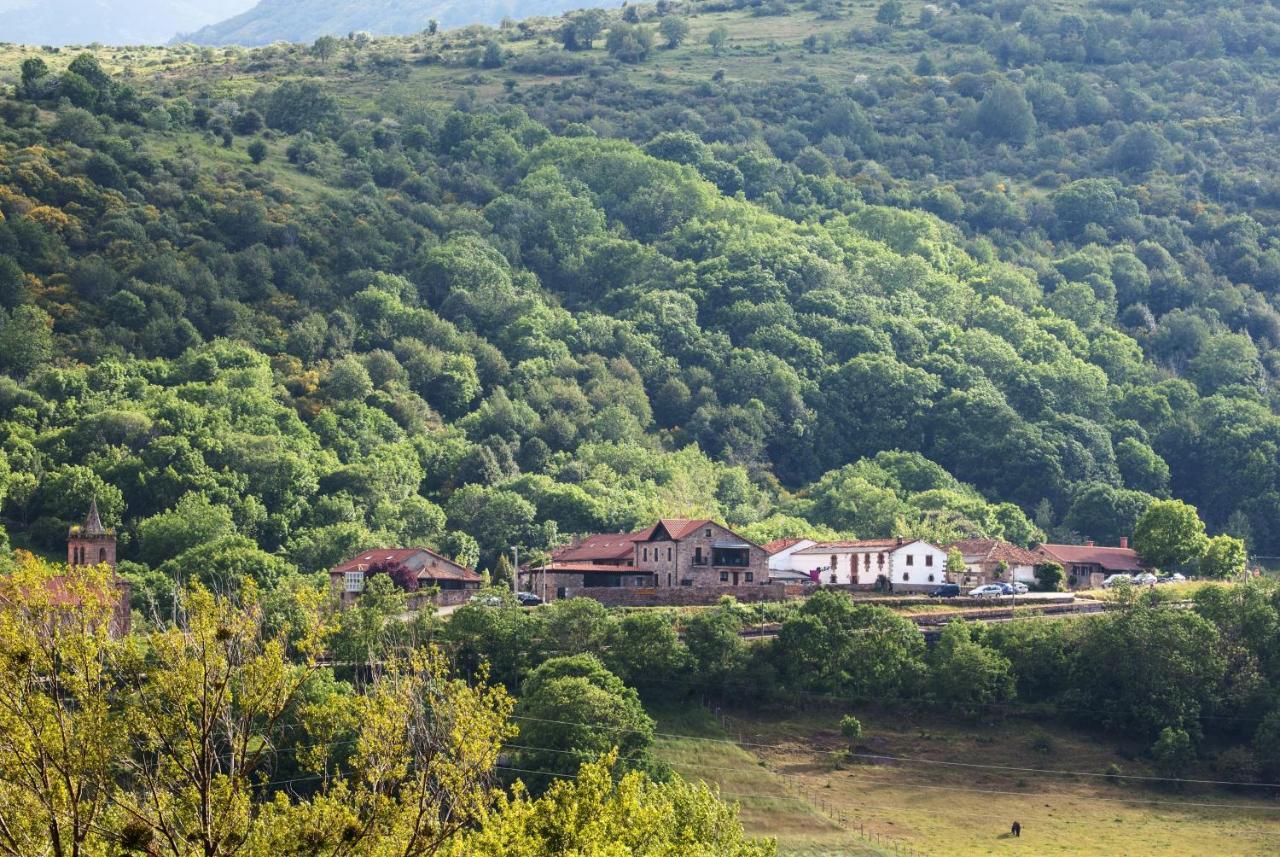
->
762, 538, 820, 582
792, 537, 950, 592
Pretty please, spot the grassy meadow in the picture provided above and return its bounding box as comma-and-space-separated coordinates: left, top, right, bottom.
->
653, 705, 1280, 857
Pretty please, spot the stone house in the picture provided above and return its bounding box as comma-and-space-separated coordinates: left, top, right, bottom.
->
521, 519, 769, 601
793, 538, 949, 593
632, 519, 769, 589
949, 539, 1041, 587
1035, 539, 1143, 589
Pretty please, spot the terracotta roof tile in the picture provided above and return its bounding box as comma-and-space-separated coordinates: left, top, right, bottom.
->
796, 538, 922, 553
553, 532, 643, 563
950, 539, 1040, 566
331, 547, 481, 582
763, 537, 810, 555
1036, 544, 1143, 572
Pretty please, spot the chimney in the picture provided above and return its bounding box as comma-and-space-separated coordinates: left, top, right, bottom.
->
1119, 537, 1129, 549
1085, 540, 1095, 547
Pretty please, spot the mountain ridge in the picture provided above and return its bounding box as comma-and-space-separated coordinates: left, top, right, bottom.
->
179, 0, 621, 46
0, 0, 253, 46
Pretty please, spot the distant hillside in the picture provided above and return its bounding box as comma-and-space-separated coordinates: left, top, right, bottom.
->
180, 0, 621, 46
0, 0, 253, 46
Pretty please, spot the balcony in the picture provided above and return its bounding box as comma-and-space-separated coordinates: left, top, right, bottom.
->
711, 544, 751, 568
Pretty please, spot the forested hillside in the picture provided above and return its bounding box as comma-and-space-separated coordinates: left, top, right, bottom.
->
2, 0, 1280, 597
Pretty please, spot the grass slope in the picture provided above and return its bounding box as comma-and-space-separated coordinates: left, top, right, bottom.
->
653, 705, 1280, 857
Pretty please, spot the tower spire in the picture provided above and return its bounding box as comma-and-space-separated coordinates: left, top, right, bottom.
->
83, 497, 106, 537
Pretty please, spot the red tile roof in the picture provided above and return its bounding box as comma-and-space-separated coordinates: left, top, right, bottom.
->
552, 532, 643, 563
796, 538, 921, 553
634, 519, 714, 541
331, 547, 481, 583
950, 539, 1041, 566
763, 537, 811, 555
1036, 544, 1143, 572
421, 562, 483, 583
332, 548, 422, 573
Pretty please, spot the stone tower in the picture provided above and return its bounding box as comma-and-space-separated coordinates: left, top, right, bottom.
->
67, 498, 116, 570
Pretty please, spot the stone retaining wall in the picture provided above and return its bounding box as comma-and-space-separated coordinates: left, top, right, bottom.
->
559, 583, 807, 607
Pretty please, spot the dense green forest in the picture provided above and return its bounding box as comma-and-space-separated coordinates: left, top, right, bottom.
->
2, 0, 1280, 603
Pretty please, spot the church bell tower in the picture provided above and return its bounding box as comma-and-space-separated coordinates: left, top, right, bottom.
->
67, 498, 117, 570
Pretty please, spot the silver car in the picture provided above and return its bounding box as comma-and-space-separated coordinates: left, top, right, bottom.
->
969, 584, 1005, 598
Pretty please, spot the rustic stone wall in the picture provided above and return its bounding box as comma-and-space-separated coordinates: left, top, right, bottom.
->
557, 582, 805, 607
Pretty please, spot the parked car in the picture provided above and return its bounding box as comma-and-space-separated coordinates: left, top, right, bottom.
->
468, 594, 504, 607
1132, 573, 1159, 586
969, 584, 1005, 598
1007, 581, 1029, 594
516, 591, 543, 606
1101, 574, 1132, 589
1157, 573, 1187, 584
928, 583, 961, 598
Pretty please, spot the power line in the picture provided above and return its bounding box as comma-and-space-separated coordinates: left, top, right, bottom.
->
509, 714, 1280, 792
509, 739, 1263, 810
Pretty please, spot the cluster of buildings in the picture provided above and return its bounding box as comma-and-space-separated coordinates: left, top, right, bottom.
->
325, 517, 1148, 608
47, 501, 1145, 616
497, 520, 1146, 604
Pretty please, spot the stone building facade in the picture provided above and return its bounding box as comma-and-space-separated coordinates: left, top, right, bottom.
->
521, 519, 769, 601
631, 519, 768, 589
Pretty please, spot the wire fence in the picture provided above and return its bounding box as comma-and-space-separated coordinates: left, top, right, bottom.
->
708, 706, 928, 857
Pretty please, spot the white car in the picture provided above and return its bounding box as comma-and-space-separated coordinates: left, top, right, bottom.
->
969, 584, 1005, 598
1132, 573, 1159, 586
1157, 573, 1187, 584
1101, 574, 1132, 589
1009, 582, 1029, 594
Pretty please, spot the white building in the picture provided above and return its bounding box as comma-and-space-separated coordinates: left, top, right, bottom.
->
793, 538, 950, 593
763, 538, 819, 582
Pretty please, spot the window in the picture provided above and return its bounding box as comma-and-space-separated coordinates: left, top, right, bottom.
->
903, 573, 910, 582
745, 572, 754, 582
877, 553, 885, 564
830, 555, 837, 574
720, 571, 729, 582
635, 577, 647, 587
668, 547, 672, 561
643, 547, 648, 561
925, 555, 934, 567
829, 573, 837, 583
928, 574, 935, 582
667, 573, 672, 587
705, 528, 712, 537
99, 548, 107, 563
906, 554, 914, 566
344, 571, 364, 593
694, 547, 705, 565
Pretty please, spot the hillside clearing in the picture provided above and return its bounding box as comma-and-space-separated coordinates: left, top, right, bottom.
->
652, 705, 1280, 857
